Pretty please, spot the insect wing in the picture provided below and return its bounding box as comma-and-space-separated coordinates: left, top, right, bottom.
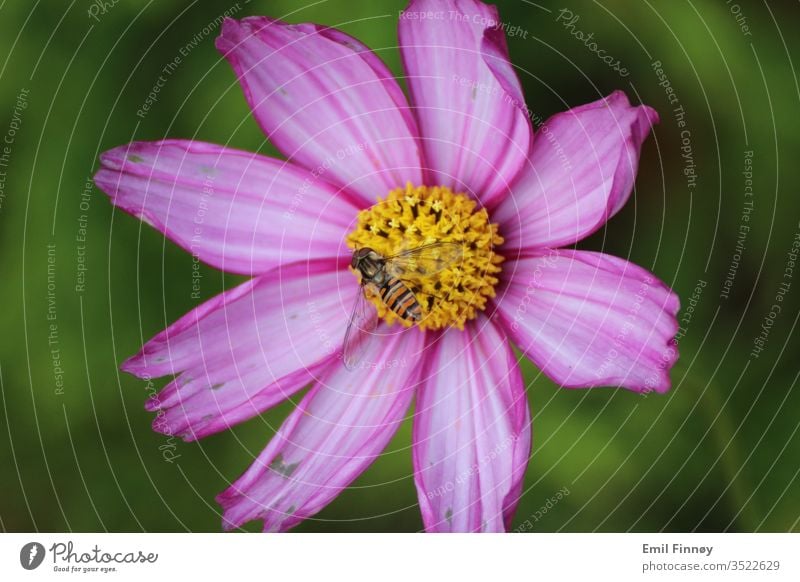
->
384, 242, 463, 281
342, 285, 379, 370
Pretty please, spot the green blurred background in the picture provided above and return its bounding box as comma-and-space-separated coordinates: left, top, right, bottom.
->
1, 0, 798, 532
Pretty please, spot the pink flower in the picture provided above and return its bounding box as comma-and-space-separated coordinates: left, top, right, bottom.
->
94, 0, 679, 533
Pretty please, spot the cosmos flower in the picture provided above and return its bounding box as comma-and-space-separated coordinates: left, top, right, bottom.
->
94, 0, 679, 532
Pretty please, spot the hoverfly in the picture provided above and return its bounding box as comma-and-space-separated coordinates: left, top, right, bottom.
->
342, 242, 462, 370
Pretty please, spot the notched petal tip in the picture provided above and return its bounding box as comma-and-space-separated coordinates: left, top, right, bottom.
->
215, 16, 268, 56
642, 104, 660, 126
216, 15, 332, 55
606, 88, 631, 106
633, 104, 660, 143
119, 353, 148, 377
96, 149, 122, 171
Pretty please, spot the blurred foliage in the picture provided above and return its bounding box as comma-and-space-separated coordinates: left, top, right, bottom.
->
0, 0, 798, 533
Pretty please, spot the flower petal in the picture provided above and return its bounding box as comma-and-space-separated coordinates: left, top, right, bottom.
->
494, 91, 659, 250
218, 327, 425, 532
216, 17, 422, 205
122, 259, 355, 440
495, 249, 679, 392
413, 316, 531, 532
95, 140, 358, 275
399, 0, 532, 208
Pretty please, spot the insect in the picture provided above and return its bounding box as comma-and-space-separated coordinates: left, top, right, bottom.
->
342, 242, 462, 370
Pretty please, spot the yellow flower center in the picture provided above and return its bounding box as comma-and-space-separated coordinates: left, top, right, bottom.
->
346, 183, 504, 331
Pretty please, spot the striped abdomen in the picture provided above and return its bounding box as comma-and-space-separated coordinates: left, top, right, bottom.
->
379, 276, 422, 322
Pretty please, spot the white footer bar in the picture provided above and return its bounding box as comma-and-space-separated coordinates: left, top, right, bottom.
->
1, 533, 797, 581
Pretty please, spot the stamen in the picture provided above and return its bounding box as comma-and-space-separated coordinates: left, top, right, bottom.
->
346, 183, 504, 330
